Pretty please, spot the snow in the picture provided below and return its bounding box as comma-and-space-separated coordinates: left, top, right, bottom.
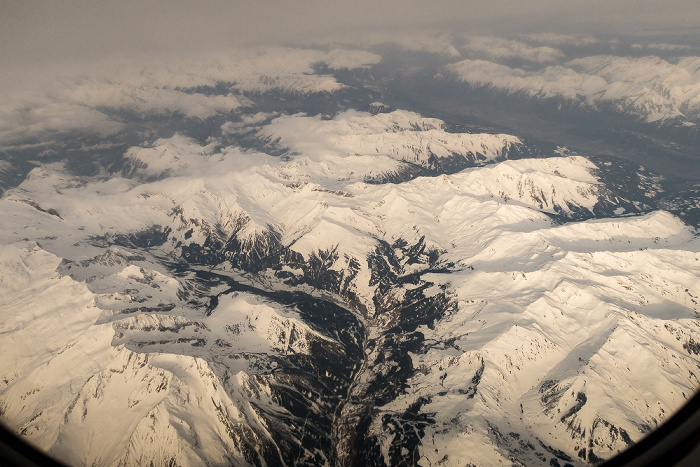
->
124, 134, 221, 178
261, 109, 520, 170
0, 243, 314, 466
1, 104, 699, 466
399, 209, 700, 465
0, 243, 121, 451
4, 31, 700, 465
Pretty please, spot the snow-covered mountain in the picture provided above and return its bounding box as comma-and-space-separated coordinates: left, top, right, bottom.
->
2, 31, 700, 466
1, 103, 698, 467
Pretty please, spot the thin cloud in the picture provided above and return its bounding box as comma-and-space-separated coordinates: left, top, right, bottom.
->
3, 1, 699, 71
461, 36, 565, 63
0, 99, 124, 146
646, 43, 697, 52
0, 47, 381, 147
445, 55, 700, 123
525, 33, 600, 47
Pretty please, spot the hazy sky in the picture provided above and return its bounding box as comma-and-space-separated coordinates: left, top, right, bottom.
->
2, 0, 700, 69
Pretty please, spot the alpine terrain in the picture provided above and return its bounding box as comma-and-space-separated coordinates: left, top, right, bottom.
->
1, 34, 700, 467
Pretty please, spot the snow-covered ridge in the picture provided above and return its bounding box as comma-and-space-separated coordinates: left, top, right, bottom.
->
0, 242, 353, 466
1, 106, 699, 466
260, 109, 520, 173
0, 132, 668, 312
403, 209, 700, 465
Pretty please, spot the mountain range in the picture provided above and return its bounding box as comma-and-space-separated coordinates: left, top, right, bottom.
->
1, 34, 700, 466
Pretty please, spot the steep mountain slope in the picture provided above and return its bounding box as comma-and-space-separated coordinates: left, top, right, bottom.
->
0, 242, 364, 466
0, 108, 698, 467
378, 211, 700, 466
